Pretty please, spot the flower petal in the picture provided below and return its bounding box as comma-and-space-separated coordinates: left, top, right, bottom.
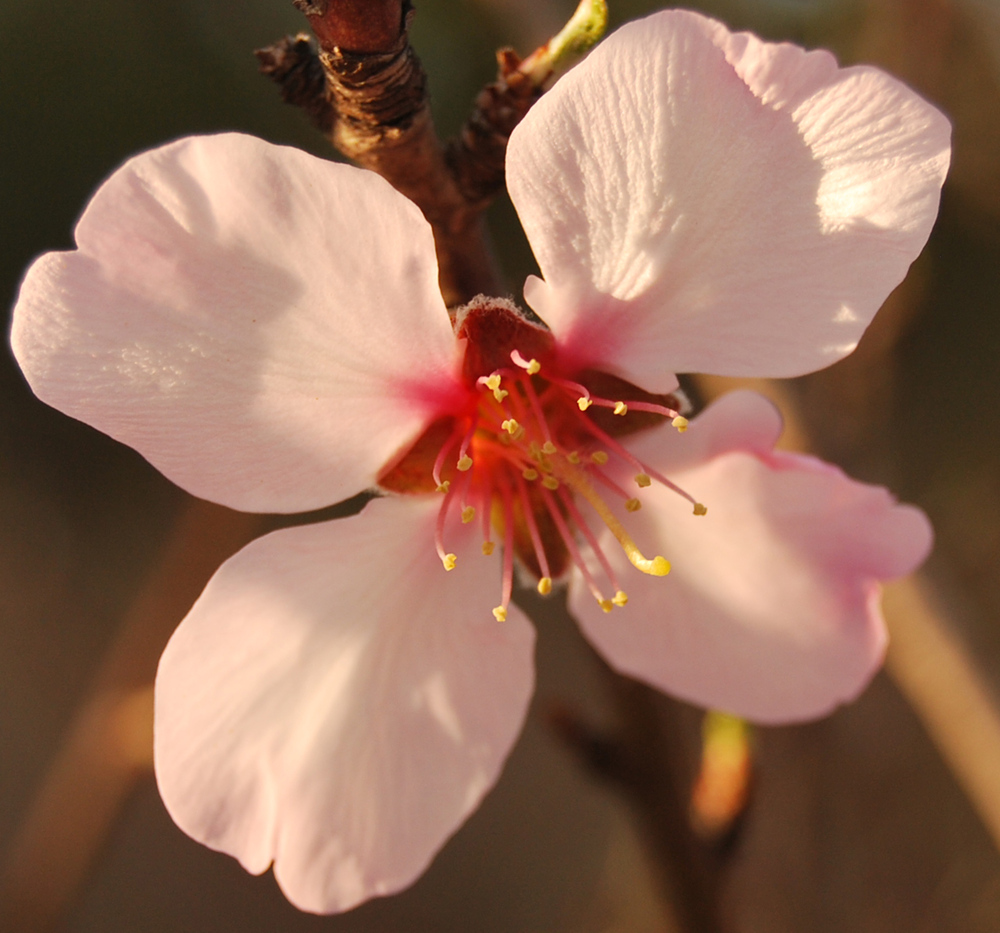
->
154, 495, 535, 913
509, 10, 950, 389
11, 133, 460, 513
571, 392, 932, 723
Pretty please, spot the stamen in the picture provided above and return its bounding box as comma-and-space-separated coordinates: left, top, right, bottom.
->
481, 502, 494, 555
567, 451, 581, 464
583, 393, 681, 421
432, 423, 463, 490
558, 487, 623, 597
625, 498, 641, 512
693, 502, 708, 516
591, 451, 609, 464
542, 441, 557, 455
615, 399, 681, 419
612, 590, 628, 607
510, 349, 541, 374
523, 468, 539, 481
542, 475, 560, 490
672, 415, 689, 432
456, 416, 479, 472
461, 506, 476, 524
635, 473, 652, 488
592, 466, 637, 503
495, 478, 517, 622
547, 374, 591, 403
541, 488, 610, 609
478, 372, 509, 403
519, 371, 555, 444
537, 577, 553, 595
515, 474, 553, 585
577, 415, 704, 512
435, 481, 459, 571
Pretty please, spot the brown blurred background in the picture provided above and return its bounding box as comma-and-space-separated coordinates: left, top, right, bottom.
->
3, 0, 1000, 930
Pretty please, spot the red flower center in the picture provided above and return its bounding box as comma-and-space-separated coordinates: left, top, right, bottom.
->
378, 297, 704, 621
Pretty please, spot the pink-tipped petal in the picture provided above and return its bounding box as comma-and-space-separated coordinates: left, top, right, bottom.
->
572, 394, 932, 723
509, 10, 950, 389
154, 495, 534, 913
12, 134, 460, 513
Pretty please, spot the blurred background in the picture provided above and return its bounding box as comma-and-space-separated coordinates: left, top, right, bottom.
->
3, 0, 1000, 929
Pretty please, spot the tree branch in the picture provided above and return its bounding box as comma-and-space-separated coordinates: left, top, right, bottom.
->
259, 0, 606, 307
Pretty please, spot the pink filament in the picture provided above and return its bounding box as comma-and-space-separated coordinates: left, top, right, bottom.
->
515, 473, 552, 580
557, 486, 621, 594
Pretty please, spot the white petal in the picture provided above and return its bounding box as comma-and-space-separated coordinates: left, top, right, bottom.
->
509, 10, 950, 389
154, 495, 535, 913
570, 392, 932, 722
12, 134, 460, 512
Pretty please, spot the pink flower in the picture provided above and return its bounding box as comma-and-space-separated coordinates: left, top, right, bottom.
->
10, 9, 948, 915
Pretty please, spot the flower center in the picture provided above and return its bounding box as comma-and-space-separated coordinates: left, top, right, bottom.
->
377, 297, 705, 622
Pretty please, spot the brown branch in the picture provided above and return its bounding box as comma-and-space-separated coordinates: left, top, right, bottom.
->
259, 1, 502, 307
293, 0, 405, 53
258, 0, 604, 306
445, 48, 541, 210
256, 35, 335, 135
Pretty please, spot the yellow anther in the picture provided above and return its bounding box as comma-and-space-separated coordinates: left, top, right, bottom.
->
635, 473, 652, 488
542, 441, 557, 455
612, 590, 628, 607
577, 397, 592, 411
525, 358, 541, 375
693, 502, 708, 516
567, 451, 581, 464
537, 576, 553, 596
542, 475, 560, 490
457, 455, 473, 471
435, 481, 451, 493
672, 415, 689, 433
522, 468, 539, 481
591, 451, 609, 464
484, 374, 508, 402
482, 541, 495, 556
492, 606, 508, 622
502, 418, 520, 435
599, 598, 614, 613
625, 498, 641, 512
613, 401, 628, 416
442, 553, 457, 571
461, 506, 476, 524
528, 441, 541, 458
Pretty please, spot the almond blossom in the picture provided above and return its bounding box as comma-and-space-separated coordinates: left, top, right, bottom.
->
10, 9, 949, 916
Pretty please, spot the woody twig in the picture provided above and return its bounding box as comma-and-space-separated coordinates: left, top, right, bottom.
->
257, 0, 606, 307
